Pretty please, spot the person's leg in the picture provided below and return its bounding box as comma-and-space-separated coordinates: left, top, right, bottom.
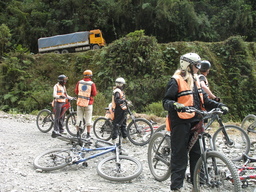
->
84, 105, 93, 138
52, 102, 65, 137
170, 123, 191, 190
75, 106, 85, 137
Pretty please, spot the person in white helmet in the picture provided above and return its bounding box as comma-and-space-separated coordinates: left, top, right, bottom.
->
163, 53, 229, 191
111, 77, 128, 144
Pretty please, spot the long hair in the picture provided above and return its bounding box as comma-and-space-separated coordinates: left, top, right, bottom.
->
174, 68, 199, 90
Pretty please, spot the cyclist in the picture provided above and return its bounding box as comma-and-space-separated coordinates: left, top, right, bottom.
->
199, 60, 220, 101
52, 74, 73, 138
111, 77, 128, 144
162, 53, 229, 191
75, 70, 97, 138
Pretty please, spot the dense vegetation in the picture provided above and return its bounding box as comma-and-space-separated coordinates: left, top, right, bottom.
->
0, 0, 255, 121
0, 0, 255, 54
0, 31, 255, 121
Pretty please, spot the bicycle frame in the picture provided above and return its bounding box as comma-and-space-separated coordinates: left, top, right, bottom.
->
238, 154, 256, 188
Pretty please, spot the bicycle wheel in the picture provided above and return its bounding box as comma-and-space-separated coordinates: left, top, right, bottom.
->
97, 155, 142, 182
127, 118, 153, 146
212, 125, 250, 161
154, 124, 166, 133
93, 117, 112, 141
66, 112, 85, 136
241, 114, 256, 134
33, 148, 70, 171
147, 132, 171, 181
36, 109, 54, 133
193, 151, 242, 192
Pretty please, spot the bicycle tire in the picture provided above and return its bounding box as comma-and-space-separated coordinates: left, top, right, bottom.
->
127, 118, 153, 146
36, 109, 54, 133
241, 114, 256, 134
193, 151, 242, 192
66, 112, 85, 136
97, 155, 142, 182
212, 125, 250, 161
33, 148, 70, 171
93, 117, 112, 141
154, 124, 166, 133
147, 132, 171, 181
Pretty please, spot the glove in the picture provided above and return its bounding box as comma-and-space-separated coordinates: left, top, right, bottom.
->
173, 102, 185, 112
59, 95, 65, 99
221, 105, 229, 115
214, 97, 220, 102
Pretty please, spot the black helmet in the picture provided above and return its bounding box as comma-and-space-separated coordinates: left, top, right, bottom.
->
58, 74, 68, 84
200, 60, 211, 72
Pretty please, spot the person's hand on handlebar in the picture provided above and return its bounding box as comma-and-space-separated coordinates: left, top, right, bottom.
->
173, 102, 185, 112
220, 105, 229, 115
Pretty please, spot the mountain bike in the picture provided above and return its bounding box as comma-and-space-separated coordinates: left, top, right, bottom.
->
147, 107, 242, 191
36, 98, 85, 136
241, 114, 256, 146
151, 109, 250, 161
93, 101, 153, 146
33, 129, 142, 182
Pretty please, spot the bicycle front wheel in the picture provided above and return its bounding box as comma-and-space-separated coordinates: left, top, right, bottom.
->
154, 124, 166, 133
93, 117, 112, 141
241, 114, 256, 134
147, 132, 171, 181
66, 112, 85, 136
193, 151, 242, 192
127, 118, 153, 146
212, 125, 250, 161
33, 148, 70, 171
97, 155, 142, 182
36, 109, 54, 133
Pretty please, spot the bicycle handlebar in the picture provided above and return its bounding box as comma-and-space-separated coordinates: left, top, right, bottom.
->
183, 107, 223, 119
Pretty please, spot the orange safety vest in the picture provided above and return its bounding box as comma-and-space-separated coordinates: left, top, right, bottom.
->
77, 80, 93, 107
173, 75, 205, 119
55, 84, 67, 103
112, 88, 127, 110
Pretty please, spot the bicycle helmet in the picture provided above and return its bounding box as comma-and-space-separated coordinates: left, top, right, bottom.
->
115, 77, 126, 87
83, 70, 93, 77
180, 53, 201, 70
200, 60, 211, 72
58, 75, 68, 84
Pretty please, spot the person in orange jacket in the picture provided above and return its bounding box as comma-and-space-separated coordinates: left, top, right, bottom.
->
75, 70, 97, 138
52, 74, 73, 138
163, 53, 228, 191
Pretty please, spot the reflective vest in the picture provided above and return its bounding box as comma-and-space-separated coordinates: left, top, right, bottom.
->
173, 75, 205, 119
112, 88, 127, 110
56, 84, 67, 103
77, 80, 93, 107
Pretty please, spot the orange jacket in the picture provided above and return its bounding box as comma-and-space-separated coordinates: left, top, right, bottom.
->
76, 80, 93, 107
173, 75, 205, 119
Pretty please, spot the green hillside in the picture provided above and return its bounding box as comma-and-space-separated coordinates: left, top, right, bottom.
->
0, 31, 255, 121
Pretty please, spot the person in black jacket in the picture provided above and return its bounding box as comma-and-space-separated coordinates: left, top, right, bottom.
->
162, 53, 228, 191
111, 77, 129, 144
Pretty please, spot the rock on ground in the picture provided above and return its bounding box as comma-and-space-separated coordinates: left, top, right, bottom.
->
0, 112, 255, 192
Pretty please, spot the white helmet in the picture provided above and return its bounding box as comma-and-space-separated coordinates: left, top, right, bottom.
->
115, 77, 126, 87
180, 53, 201, 70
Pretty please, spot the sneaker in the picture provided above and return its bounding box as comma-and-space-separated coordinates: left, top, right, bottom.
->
60, 129, 67, 135
122, 138, 129, 144
51, 131, 61, 138
86, 133, 91, 139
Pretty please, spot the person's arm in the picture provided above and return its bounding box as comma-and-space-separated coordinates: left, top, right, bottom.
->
74, 82, 79, 95
91, 83, 97, 97
200, 81, 216, 100
163, 78, 178, 111
53, 84, 59, 98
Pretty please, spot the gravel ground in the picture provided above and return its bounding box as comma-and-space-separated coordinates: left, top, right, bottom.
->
0, 111, 255, 192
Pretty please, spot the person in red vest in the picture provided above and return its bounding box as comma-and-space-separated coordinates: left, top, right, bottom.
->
163, 53, 229, 191
75, 70, 97, 138
52, 74, 73, 138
